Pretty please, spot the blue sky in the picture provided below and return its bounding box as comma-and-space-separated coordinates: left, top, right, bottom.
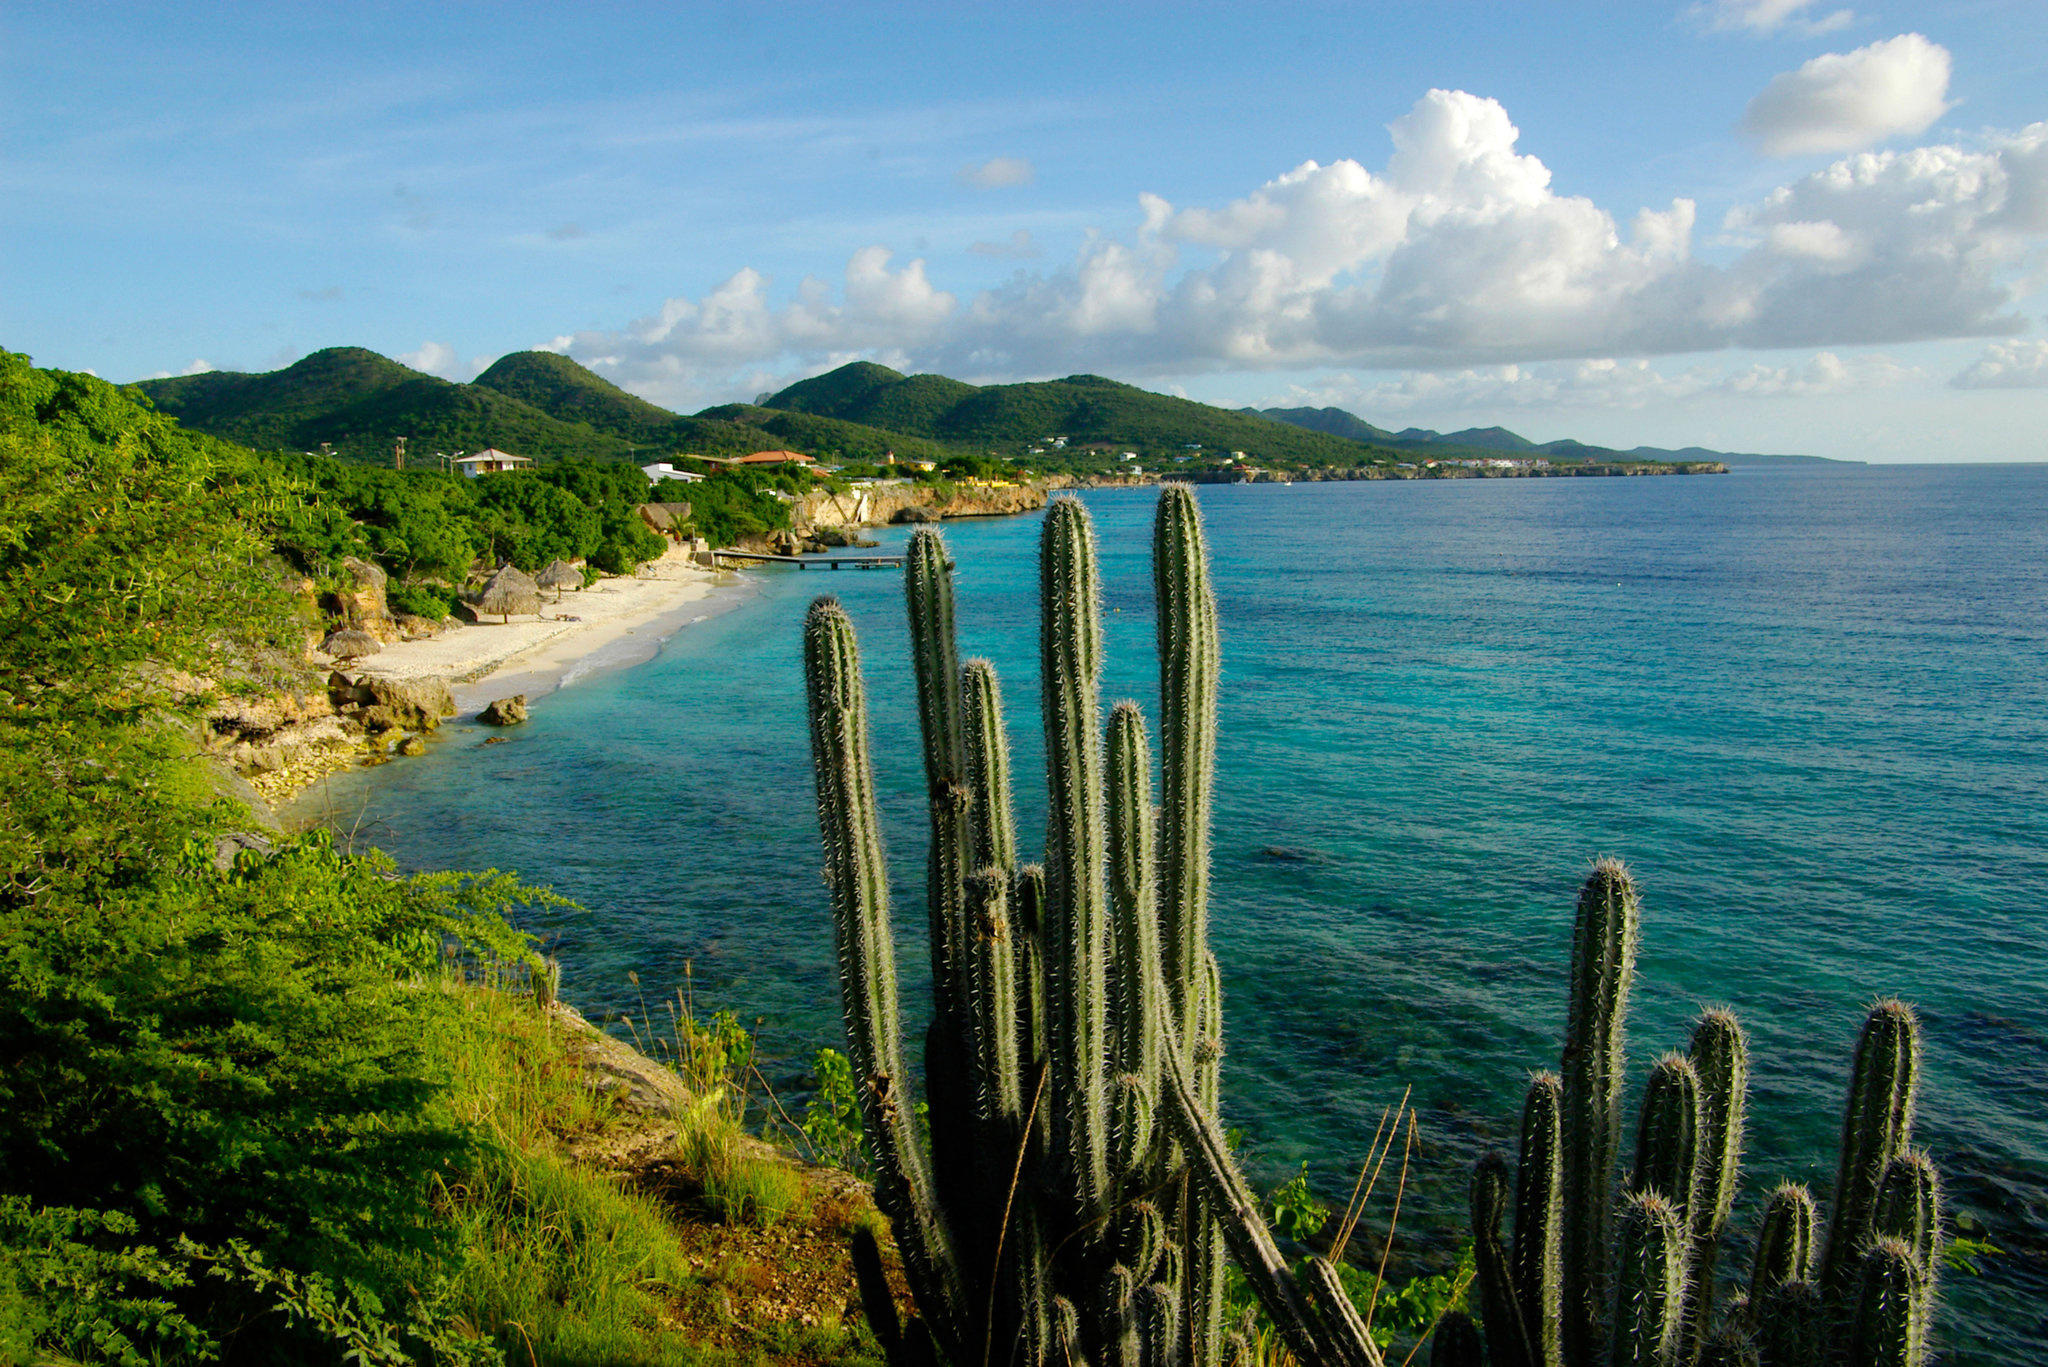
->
4, 1, 2045, 459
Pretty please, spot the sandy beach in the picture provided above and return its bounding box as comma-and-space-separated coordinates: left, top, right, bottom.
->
337, 546, 754, 715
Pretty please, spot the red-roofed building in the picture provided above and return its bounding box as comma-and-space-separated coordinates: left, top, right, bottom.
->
735, 450, 814, 466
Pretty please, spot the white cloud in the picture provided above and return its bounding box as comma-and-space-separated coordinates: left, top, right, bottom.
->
142, 358, 215, 379
1689, 0, 1854, 37
1741, 34, 1953, 156
969, 228, 1043, 259
1951, 338, 2048, 388
1276, 350, 1917, 416
398, 341, 474, 379
958, 156, 1035, 189
553, 93, 2048, 405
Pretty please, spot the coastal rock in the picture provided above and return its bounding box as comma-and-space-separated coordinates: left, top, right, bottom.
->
891, 505, 937, 523
479, 695, 529, 726
811, 526, 880, 548
397, 734, 426, 756
341, 676, 457, 732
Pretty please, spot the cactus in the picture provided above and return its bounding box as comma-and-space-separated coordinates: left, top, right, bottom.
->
1747, 1184, 1817, 1306
1465, 878, 1942, 1367
1560, 859, 1641, 1364
1474, 1151, 1537, 1367
1753, 1280, 1822, 1367
806, 491, 1382, 1367
1683, 1011, 1747, 1363
1610, 1191, 1687, 1367
1513, 1073, 1565, 1367
1846, 1240, 1928, 1367
1819, 1000, 1920, 1299
1432, 1312, 1486, 1367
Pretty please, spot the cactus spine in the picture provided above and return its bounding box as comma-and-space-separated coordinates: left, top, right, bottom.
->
1846, 1240, 1927, 1367
1561, 859, 1641, 1364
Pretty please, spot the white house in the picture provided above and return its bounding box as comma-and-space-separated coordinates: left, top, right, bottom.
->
452, 448, 534, 477
641, 461, 705, 485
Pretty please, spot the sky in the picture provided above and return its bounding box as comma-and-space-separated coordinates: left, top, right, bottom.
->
4, 1, 2046, 461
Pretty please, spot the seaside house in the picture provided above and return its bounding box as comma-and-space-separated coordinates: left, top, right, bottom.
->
453, 448, 534, 477
735, 449, 816, 468
640, 461, 704, 484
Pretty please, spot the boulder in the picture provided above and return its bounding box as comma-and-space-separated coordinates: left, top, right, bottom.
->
479, 695, 529, 727
397, 734, 426, 756
351, 676, 457, 732
891, 506, 938, 524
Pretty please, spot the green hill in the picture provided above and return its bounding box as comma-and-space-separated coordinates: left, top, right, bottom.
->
138, 347, 639, 464
471, 350, 681, 447
1248, 406, 1396, 443
766, 365, 1401, 467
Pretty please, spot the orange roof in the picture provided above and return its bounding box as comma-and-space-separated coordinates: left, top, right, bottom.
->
736, 449, 813, 464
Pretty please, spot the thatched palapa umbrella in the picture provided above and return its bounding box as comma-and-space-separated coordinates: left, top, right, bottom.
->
476, 564, 541, 623
537, 559, 581, 601
321, 627, 382, 660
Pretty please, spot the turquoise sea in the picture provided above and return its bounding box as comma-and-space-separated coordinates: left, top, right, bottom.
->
299, 465, 2048, 1359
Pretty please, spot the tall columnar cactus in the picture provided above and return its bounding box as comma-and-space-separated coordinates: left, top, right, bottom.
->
1683, 1012, 1747, 1363
1513, 1073, 1565, 1367
1747, 1183, 1817, 1306
1819, 999, 1921, 1298
1464, 872, 1943, 1367
1560, 860, 1641, 1364
806, 491, 1382, 1367
1611, 1192, 1687, 1367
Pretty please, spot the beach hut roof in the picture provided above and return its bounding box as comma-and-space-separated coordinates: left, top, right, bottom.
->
476, 564, 541, 617
321, 627, 382, 659
537, 559, 581, 589
638, 501, 691, 533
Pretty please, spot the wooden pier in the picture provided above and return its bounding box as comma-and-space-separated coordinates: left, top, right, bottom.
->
710, 549, 904, 570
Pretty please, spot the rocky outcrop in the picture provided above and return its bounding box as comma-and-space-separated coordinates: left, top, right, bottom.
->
330, 673, 458, 733
794, 478, 1051, 536
479, 695, 529, 726
204, 669, 460, 806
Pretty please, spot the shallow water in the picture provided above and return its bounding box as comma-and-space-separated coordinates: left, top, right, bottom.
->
302, 465, 2048, 1358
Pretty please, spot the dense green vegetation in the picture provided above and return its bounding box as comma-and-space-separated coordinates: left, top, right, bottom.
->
0, 350, 887, 1365
273, 455, 668, 585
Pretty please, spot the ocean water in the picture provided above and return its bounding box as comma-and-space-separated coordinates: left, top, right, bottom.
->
298, 465, 2048, 1358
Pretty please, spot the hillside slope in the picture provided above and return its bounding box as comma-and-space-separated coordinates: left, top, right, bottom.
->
768, 365, 1400, 465
139, 348, 639, 463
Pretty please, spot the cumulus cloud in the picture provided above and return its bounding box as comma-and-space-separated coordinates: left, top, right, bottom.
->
958, 156, 1035, 189
969, 228, 1043, 259
1951, 338, 2048, 388
1741, 34, 1953, 156
551, 92, 2048, 404
1689, 0, 1854, 36
399, 341, 473, 379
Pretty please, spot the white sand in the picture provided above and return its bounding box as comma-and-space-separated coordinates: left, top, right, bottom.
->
335, 547, 754, 715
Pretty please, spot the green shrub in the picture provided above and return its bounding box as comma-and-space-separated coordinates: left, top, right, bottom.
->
387, 581, 457, 619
